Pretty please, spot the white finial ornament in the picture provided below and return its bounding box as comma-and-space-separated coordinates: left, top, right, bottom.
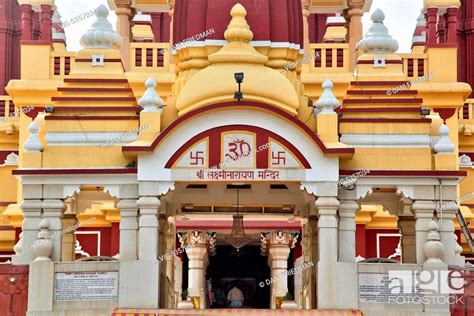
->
23, 120, 44, 152
423, 219, 444, 266
434, 124, 455, 153
79, 5, 123, 49
138, 78, 164, 112
315, 79, 340, 114
33, 219, 53, 262
357, 9, 399, 53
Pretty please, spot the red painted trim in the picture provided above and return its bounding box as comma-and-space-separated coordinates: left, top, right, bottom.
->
133, 21, 152, 26
0, 202, 15, 206
52, 107, 140, 112
0, 226, 15, 231
12, 168, 137, 175
343, 98, 423, 104
357, 60, 403, 64
338, 107, 421, 113
164, 125, 311, 169
326, 22, 346, 27
45, 116, 139, 121
339, 118, 431, 123
434, 108, 456, 120
346, 90, 417, 95
20, 40, 50, 45
339, 169, 467, 177
52, 97, 136, 102
461, 204, 474, 208
64, 78, 128, 84
427, 43, 458, 48
74, 58, 122, 62
351, 81, 410, 86
57, 87, 133, 93
176, 220, 302, 230
122, 101, 355, 155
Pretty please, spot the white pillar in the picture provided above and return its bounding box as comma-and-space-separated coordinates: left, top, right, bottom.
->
137, 196, 160, 260
412, 200, 436, 264
174, 255, 183, 300
438, 204, 457, 265
398, 216, 416, 263
14, 199, 42, 264
42, 199, 66, 262
316, 197, 339, 262
294, 256, 304, 308
268, 244, 291, 308
117, 199, 139, 261
338, 199, 359, 262
185, 236, 208, 308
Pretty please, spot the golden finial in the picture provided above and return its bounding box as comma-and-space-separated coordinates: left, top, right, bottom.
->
224, 3, 253, 42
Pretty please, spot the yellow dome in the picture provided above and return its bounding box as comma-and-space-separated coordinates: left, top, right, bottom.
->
175, 3, 299, 116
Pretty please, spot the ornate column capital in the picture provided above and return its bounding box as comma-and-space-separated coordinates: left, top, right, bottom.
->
260, 230, 299, 256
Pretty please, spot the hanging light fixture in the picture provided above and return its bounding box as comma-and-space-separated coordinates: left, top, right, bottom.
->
225, 184, 251, 251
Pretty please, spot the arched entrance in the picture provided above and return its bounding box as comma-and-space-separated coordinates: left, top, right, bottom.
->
129, 101, 346, 309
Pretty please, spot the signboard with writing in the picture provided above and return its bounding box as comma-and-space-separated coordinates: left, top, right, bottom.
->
358, 273, 392, 303
55, 271, 118, 301
171, 168, 306, 182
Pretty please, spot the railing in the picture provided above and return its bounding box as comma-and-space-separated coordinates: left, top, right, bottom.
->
50, 51, 76, 79
309, 43, 350, 73
0, 95, 15, 121
130, 42, 171, 72
460, 99, 474, 120
400, 53, 429, 79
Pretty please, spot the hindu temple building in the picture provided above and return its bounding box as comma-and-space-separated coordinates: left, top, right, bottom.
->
0, 0, 474, 315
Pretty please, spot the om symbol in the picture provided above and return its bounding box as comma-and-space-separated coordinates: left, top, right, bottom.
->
225, 139, 252, 161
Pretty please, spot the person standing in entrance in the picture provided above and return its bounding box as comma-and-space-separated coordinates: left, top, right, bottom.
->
227, 284, 244, 308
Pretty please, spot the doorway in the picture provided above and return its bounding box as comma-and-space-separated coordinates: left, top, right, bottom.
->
206, 245, 270, 308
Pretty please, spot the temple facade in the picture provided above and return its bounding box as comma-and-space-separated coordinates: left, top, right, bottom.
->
0, 0, 474, 315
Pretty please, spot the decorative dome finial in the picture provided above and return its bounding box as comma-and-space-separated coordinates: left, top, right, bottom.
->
357, 8, 399, 53
315, 79, 340, 114
24, 120, 43, 152
224, 3, 253, 43
52, 11, 66, 43
79, 5, 123, 49
423, 219, 444, 266
138, 78, 164, 112
434, 124, 455, 154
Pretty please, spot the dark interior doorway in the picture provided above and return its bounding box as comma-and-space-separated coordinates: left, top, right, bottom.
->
206, 245, 271, 308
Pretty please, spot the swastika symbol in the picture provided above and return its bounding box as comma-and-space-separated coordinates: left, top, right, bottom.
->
272, 151, 286, 165
190, 151, 205, 165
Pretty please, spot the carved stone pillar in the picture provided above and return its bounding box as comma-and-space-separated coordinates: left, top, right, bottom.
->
301, 0, 311, 56
174, 255, 183, 303
412, 200, 436, 264
446, 7, 458, 44
61, 214, 77, 261
42, 199, 66, 262
316, 197, 339, 262
398, 216, 416, 263
14, 199, 42, 264
181, 231, 211, 309
438, 204, 457, 265
338, 200, 359, 262
137, 196, 160, 260
115, 2, 132, 70
425, 7, 439, 46
117, 199, 139, 261
347, 2, 364, 70
40, 4, 52, 43
262, 231, 297, 309
20, 4, 33, 41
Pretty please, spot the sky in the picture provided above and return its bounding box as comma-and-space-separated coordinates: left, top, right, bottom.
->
56, 0, 423, 53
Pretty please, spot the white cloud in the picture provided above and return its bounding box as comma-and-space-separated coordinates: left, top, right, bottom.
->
362, 0, 424, 53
